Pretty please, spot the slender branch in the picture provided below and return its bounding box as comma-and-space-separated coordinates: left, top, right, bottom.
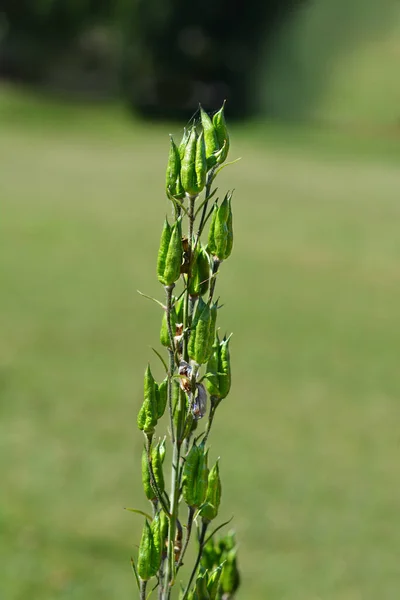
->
163, 392, 185, 598
146, 436, 170, 517
176, 506, 195, 572
165, 284, 177, 444
140, 579, 147, 600
158, 556, 166, 600
195, 168, 216, 246
181, 521, 208, 600
203, 397, 218, 446
209, 258, 220, 302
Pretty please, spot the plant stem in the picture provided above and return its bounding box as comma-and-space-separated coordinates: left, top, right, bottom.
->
140, 579, 147, 600
182, 195, 196, 362
181, 521, 208, 600
203, 397, 218, 446
165, 284, 177, 443
209, 257, 220, 302
196, 168, 215, 244
146, 436, 170, 516
176, 506, 195, 571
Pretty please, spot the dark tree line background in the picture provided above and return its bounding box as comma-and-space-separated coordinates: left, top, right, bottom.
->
0, 0, 304, 119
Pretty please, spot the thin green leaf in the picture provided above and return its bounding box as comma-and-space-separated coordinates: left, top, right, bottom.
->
203, 516, 234, 547
137, 290, 165, 309
194, 188, 218, 218
214, 157, 242, 178
125, 508, 153, 521
130, 556, 140, 590
151, 347, 168, 373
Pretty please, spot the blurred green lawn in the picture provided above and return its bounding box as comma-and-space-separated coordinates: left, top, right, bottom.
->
1, 87, 400, 600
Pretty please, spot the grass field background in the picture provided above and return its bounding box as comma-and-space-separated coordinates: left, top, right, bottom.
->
1, 87, 400, 599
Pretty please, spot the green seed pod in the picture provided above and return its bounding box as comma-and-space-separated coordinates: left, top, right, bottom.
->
212, 102, 229, 164
218, 336, 231, 399
161, 218, 183, 286
150, 512, 162, 566
225, 195, 233, 258
166, 136, 185, 199
205, 302, 218, 360
188, 299, 211, 365
157, 219, 172, 285
180, 127, 198, 197
200, 460, 221, 522
160, 510, 168, 552
141, 447, 155, 501
220, 548, 240, 596
175, 295, 184, 322
160, 308, 177, 347
204, 333, 220, 397
201, 537, 219, 571
188, 245, 210, 297
158, 437, 166, 463
182, 443, 209, 508
193, 571, 210, 600
213, 196, 229, 260
178, 127, 190, 160
207, 564, 223, 600
207, 193, 233, 261
156, 378, 168, 418
137, 519, 161, 581
151, 441, 165, 495
200, 105, 220, 170
195, 131, 207, 194
137, 365, 158, 434
207, 204, 218, 257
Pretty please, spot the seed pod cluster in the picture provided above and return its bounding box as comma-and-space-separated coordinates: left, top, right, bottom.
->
208, 192, 233, 261
182, 442, 209, 508
165, 102, 229, 204
188, 299, 218, 365
205, 333, 232, 401
157, 217, 183, 286
200, 532, 240, 598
